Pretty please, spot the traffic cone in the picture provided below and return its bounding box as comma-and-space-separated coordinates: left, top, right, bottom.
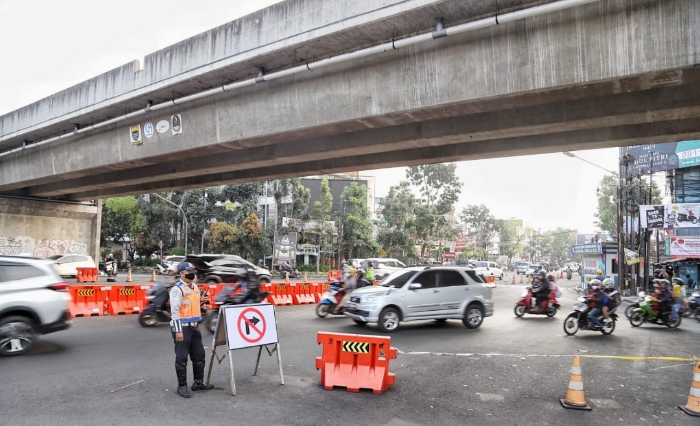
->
303, 271, 308, 282
560, 356, 592, 410
126, 268, 133, 283
679, 360, 700, 417
511, 275, 516, 284
559, 270, 564, 279
285, 271, 289, 283
150, 269, 157, 282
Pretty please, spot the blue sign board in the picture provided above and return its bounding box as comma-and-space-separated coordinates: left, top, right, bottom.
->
571, 243, 602, 255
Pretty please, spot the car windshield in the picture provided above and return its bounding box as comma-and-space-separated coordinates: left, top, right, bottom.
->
517, 263, 528, 267
475, 261, 488, 268
379, 270, 417, 288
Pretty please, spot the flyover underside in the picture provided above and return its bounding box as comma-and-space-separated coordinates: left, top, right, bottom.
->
5, 66, 700, 201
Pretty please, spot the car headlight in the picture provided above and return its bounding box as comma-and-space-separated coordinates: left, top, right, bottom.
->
366, 293, 385, 302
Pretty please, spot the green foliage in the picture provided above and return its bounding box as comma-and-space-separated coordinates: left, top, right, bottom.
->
406, 163, 462, 214
235, 214, 263, 260
112, 249, 124, 262
206, 222, 237, 254
548, 228, 577, 265
170, 247, 185, 256
595, 174, 661, 236
313, 177, 333, 221
498, 222, 525, 265
377, 181, 418, 258
341, 182, 380, 258
460, 205, 499, 256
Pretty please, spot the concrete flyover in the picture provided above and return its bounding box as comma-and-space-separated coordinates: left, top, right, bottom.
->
0, 0, 699, 201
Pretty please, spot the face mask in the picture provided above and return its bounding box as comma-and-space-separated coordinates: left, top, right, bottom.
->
184, 273, 196, 280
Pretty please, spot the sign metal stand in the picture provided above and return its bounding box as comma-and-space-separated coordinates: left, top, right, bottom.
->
206, 303, 284, 396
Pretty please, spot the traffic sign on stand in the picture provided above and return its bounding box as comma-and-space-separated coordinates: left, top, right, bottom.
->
206, 303, 284, 396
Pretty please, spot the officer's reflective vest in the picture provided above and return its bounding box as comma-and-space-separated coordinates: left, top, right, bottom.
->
177, 283, 202, 323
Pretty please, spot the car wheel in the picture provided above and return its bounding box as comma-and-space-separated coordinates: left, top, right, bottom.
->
462, 304, 484, 329
0, 316, 36, 357
378, 307, 400, 333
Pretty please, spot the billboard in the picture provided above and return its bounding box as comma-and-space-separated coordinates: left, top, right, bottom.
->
640, 204, 700, 229
669, 237, 700, 258
622, 140, 700, 176
273, 232, 297, 266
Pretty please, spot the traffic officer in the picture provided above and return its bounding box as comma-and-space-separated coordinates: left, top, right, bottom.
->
170, 262, 214, 398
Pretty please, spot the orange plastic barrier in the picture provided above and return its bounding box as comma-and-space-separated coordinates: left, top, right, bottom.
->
293, 283, 317, 304
316, 332, 397, 394
269, 283, 293, 305
69, 285, 109, 317
76, 267, 98, 283
327, 270, 342, 281
108, 285, 150, 315
203, 283, 228, 309
259, 282, 271, 304
316, 282, 331, 302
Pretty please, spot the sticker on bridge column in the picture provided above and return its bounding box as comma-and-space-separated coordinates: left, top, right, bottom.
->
156, 120, 169, 134
143, 122, 154, 138
171, 114, 182, 135
130, 124, 142, 146
223, 304, 279, 350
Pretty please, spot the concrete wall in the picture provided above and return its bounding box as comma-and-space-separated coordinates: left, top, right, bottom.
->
0, 197, 101, 262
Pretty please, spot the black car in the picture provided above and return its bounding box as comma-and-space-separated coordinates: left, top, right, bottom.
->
185, 254, 272, 284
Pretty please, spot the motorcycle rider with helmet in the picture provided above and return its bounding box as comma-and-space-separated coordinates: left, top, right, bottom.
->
652, 279, 673, 319
670, 277, 686, 320
587, 279, 608, 327
547, 273, 562, 299
532, 270, 551, 309
601, 278, 620, 324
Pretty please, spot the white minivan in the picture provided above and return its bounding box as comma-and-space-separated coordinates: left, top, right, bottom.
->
473, 261, 504, 280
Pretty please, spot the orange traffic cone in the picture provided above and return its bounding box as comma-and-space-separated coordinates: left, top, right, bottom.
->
679, 360, 700, 417
560, 356, 592, 410
511, 275, 516, 284
126, 268, 133, 283
150, 269, 157, 282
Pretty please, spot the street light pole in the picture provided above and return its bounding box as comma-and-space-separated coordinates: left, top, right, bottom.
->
152, 193, 188, 255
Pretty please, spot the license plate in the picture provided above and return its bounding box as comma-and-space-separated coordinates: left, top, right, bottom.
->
346, 302, 357, 310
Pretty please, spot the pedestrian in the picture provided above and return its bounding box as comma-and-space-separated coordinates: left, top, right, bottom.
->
686, 274, 696, 291
170, 262, 214, 398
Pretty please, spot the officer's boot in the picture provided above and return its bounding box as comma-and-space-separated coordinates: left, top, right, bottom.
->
191, 361, 215, 391
175, 365, 191, 398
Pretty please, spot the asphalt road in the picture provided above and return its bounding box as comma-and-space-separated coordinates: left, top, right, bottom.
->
3, 274, 699, 426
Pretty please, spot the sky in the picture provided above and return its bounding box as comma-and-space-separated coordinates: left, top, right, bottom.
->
0, 0, 624, 234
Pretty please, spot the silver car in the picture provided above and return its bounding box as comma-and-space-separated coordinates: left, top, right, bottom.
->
344, 266, 494, 332
0, 256, 72, 356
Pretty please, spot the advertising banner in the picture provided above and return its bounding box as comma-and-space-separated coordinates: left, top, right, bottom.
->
273, 232, 297, 266
665, 204, 700, 229
669, 237, 700, 258
623, 140, 700, 176
624, 248, 640, 265
571, 243, 602, 255
644, 206, 665, 228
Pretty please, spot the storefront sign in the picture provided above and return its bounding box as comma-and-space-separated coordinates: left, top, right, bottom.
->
571, 243, 602, 255
669, 237, 700, 258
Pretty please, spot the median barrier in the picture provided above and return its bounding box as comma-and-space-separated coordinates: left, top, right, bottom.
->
293, 282, 317, 304
315, 332, 397, 394
107, 285, 150, 315
269, 282, 293, 305
485, 275, 497, 288
76, 267, 98, 283
327, 270, 342, 281
316, 282, 331, 302
69, 285, 109, 317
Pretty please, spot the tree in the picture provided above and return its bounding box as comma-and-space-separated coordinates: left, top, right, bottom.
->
101, 196, 147, 261
377, 181, 418, 258
206, 222, 237, 254
498, 222, 525, 265
222, 183, 264, 224
312, 177, 333, 221
341, 182, 379, 259
235, 213, 263, 261
549, 228, 577, 265
292, 183, 311, 222
595, 174, 662, 236
460, 205, 499, 258
406, 163, 462, 214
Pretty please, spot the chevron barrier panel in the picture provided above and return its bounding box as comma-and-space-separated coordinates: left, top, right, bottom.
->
107, 285, 151, 315
315, 332, 398, 394
270, 283, 293, 305
69, 285, 111, 317
293, 283, 317, 304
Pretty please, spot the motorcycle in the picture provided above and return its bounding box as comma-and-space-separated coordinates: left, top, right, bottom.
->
625, 291, 647, 318
155, 262, 177, 276
676, 211, 698, 224
138, 282, 209, 327
279, 266, 299, 279
566, 270, 572, 281
105, 260, 118, 277
514, 287, 559, 317
563, 296, 617, 335
629, 295, 681, 328
315, 282, 346, 318
203, 284, 269, 334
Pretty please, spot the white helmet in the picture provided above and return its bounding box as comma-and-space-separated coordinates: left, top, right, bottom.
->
589, 279, 602, 291
602, 278, 614, 291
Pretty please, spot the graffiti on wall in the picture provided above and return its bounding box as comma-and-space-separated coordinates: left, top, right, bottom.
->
33, 239, 87, 258
0, 236, 88, 258
0, 237, 25, 255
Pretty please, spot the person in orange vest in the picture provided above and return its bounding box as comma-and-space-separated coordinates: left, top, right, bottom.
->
170, 262, 214, 398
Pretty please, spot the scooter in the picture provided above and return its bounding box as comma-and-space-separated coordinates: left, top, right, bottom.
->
155, 262, 177, 276
514, 287, 559, 317
566, 270, 573, 281
315, 282, 346, 318
138, 282, 209, 327
105, 260, 118, 277
676, 211, 698, 224
203, 284, 270, 334
563, 296, 617, 335
279, 266, 300, 279
629, 295, 681, 328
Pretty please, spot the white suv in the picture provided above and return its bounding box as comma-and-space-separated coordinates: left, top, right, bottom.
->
0, 256, 72, 356
473, 261, 504, 280
362, 258, 406, 280
344, 266, 494, 332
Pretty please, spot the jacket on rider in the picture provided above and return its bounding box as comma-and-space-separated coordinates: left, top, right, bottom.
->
169, 280, 202, 333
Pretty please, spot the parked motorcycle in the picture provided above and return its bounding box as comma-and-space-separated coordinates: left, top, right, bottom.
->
514, 287, 559, 317
203, 284, 269, 334
138, 282, 209, 327
316, 282, 346, 318
155, 262, 177, 276
676, 211, 698, 224
563, 296, 617, 335
105, 260, 118, 277
629, 295, 681, 328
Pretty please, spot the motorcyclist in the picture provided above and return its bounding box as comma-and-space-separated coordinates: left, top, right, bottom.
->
671, 277, 686, 320
601, 278, 620, 324
334, 267, 357, 313
533, 270, 551, 309
651, 279, 672, 319
104, 253, 116, 276
355, 269, 371, 289
229, 267, 259, 304
587, 279, 608, 327
547, 273, 562, 299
